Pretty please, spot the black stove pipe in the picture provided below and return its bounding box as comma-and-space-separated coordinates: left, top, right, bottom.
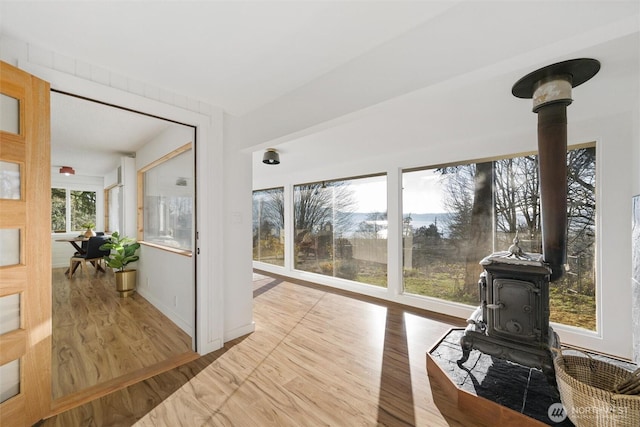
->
512, 59, 600, 281
537, 101, 569, 281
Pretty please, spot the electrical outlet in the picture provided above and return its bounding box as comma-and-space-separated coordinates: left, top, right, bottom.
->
146, 277, 149, 288
173, 296, 177, 307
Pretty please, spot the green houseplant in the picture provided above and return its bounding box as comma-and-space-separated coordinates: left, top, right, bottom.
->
100, 231, 140, 297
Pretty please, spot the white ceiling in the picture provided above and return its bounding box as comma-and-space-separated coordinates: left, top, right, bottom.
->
49, 92, 183, 177
253, 32, 639, 183
0, 1, 456, 116
0, 1, 638, 179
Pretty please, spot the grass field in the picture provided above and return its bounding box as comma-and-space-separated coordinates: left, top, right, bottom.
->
260, 252, 597, 331
374, 262, 596, 331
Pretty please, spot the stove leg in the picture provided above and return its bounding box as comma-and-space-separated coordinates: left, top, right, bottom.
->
457, 334, 472, 366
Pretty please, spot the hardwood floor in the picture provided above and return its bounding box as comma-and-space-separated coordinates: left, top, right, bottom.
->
51, 267, 194, 407
43, 272, 486, 426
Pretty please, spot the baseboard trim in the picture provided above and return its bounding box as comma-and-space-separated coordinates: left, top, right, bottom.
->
224, 321, 255, 342
48, 350, 199, 418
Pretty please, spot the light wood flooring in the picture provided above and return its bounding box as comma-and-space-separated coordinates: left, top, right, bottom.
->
51, 267, 194, 408
43, 272, 487, 426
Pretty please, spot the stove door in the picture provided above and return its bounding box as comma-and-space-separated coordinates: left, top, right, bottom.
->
490, 278, 540, 342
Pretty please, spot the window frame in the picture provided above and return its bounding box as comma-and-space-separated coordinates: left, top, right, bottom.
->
292, 173, 388, 286
253, 187, 286, 266
50, 181, 102, 234
137, 142, 193, 257
400, 141, 597, 330
253, 137, 634, 358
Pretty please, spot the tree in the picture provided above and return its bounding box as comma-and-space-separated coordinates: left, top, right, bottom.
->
293, 181, 356, 242
260, 188, 285, 233
411, 222, 443, 270
566, 146, 596, 293
438, 147, 596, 298
252, 188, 284, 250
465, 161, 494, 292
494, 156, 541, 251
356, 211, 387, 238
438, 163, 492, 294
70, 190, 96, 231
51, 189, 96, 232
440, 165, 474, 244
567, 146, 595, 246
51, 188, 66, 232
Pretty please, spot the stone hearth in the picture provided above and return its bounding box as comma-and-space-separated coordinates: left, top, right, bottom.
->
427, 329, 638, 426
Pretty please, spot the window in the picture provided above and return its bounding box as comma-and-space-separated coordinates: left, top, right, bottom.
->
70, 190, 97, 231
0, 160, 20, 200
252, 188, 285, 266
140, 144, 193, 252
51, 188, 66, 232
294, 174, 387, 286
402, 144, 596, 330
51, 188, 96, 233
106, 185, 121, 234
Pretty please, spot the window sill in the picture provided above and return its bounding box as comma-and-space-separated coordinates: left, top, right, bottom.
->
139, 241, 192, 257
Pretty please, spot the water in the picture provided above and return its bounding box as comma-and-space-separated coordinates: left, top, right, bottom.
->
405, 213, 452, 237
340, 212, 452, 238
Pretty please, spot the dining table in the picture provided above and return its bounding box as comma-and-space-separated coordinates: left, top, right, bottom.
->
56, 236, 89, 253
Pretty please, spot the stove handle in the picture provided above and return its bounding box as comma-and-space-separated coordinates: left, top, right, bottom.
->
478, 273, 487, 305
486, 302, 504, 310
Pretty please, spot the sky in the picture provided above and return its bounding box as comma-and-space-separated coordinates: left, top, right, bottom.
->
402, 169, 446, 214
345, 170, 446, 214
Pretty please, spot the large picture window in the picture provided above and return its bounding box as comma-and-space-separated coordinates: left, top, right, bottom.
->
252, 188, 285, 266
402, 144, 596, 330
294, 174, 387, 286
140, 144, 193, 253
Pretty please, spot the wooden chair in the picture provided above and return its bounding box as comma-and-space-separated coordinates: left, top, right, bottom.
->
69, 236, 110, 277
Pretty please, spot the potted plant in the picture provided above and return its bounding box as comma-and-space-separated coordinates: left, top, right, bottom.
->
81, 221, 96, 238
100, 231, 140, 297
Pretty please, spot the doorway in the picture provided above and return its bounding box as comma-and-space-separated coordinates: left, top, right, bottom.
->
49, 91, 198, 410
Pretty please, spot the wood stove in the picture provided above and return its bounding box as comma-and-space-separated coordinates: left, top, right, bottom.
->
458, 238, 559, 383
457, 58, 600, 384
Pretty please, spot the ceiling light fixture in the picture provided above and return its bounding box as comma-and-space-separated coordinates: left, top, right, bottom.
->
59, 166, 75, 175
262, 148, 280, 165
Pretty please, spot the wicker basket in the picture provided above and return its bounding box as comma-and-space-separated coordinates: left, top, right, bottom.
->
552, 348, 640, 427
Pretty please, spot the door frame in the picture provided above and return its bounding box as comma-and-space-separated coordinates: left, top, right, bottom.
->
18, 60, 225, 413
48, 90, 200, 413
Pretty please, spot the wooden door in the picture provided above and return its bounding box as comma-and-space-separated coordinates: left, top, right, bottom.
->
0, 61, 52, 426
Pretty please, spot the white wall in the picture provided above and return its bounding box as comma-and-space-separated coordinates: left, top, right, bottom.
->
136, 246, 194, 336
221, 130, 255, 341
135, 125, 195, 337
136, 126, 194, 170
